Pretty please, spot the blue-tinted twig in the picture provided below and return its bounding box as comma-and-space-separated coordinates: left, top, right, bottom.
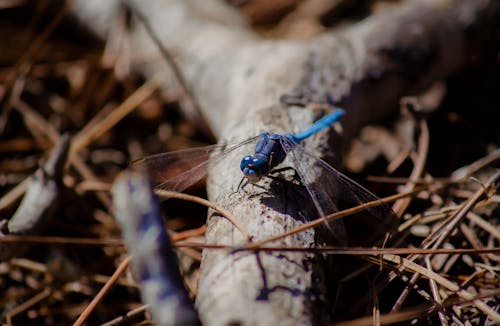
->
112, 171, 200, 325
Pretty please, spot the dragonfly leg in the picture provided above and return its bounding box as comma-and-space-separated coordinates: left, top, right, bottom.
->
229, 177, 248, 198
231, 177, 267, 196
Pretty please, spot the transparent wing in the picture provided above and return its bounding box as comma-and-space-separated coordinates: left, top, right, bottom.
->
133, 136, 259, 193
281, 137, 398, 246
280, 137, 347, 244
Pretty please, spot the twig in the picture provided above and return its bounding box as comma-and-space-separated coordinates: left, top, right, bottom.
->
0, 235, 124, 247
15, 99, 61, 143
5, 288, 52, 325
1, 235, 499, 256
71, 74, 164, 155
250, 185, 434, 248
111, 171, 200, 326
367, 175, 448, 185
424, 256, 448, 325
459, 223, 491, 265
70, 155, 113, 210
72, 256, 132, 326
171, 224, 206, 242
335, 304, 433, 326
466, 211, 500, 242
100, 304, 150, 326
392, 99, 430, 217
451, 148, 500, 181
155, 189, 250, 242
0, 177, 31, 211
177, 243, 500, 256
398, 205, 457, 233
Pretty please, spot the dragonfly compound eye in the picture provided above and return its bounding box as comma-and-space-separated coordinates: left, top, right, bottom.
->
243, 168, 261, 183
240, 156, 266, 183
240, 156, 253, 171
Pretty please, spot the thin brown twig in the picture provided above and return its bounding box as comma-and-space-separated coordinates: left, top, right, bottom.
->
71, 179, 234, 241
386, 149, 410, 174
249, 185, 437, 248
72, 256, 132, 326
424, 256, 448, 325
459, 223, 491, 265
175, 243, 500, 256
2, 235, 498, 256
0, 177, 31, 211
10, 258, 47, 273
155, 189, 250, 242
0, 235, 125, 246
367, 175, 449, 185
0, 73, 25, 134
334, 304, 433, 326
70, 155, 114, 210
459, 270, 487, 289
5, 288, 52, 326
171, 224, 207, 242
0, 226, 206, 247
392, 101, 430, 217
71, 74, 165, 156
451, 148, 500, 181
15, 99, 61, 143
466, 211, 500, 241
398, 205, 457, 233
100, 304, 150, 326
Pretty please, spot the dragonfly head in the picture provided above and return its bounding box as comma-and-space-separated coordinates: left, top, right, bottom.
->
240, 155, 267, 183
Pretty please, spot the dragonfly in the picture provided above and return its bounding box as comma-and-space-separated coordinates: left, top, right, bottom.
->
136, 109, 397, 245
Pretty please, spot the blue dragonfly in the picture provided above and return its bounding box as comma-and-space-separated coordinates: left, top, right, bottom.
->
136, 109, 397, 245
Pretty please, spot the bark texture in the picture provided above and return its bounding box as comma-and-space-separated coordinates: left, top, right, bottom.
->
71, 0, 500, 324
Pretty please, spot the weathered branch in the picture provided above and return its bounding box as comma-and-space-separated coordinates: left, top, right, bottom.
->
71, 0, 500, 324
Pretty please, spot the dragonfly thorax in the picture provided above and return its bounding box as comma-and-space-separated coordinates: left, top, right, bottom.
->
240, 133, 287, 183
